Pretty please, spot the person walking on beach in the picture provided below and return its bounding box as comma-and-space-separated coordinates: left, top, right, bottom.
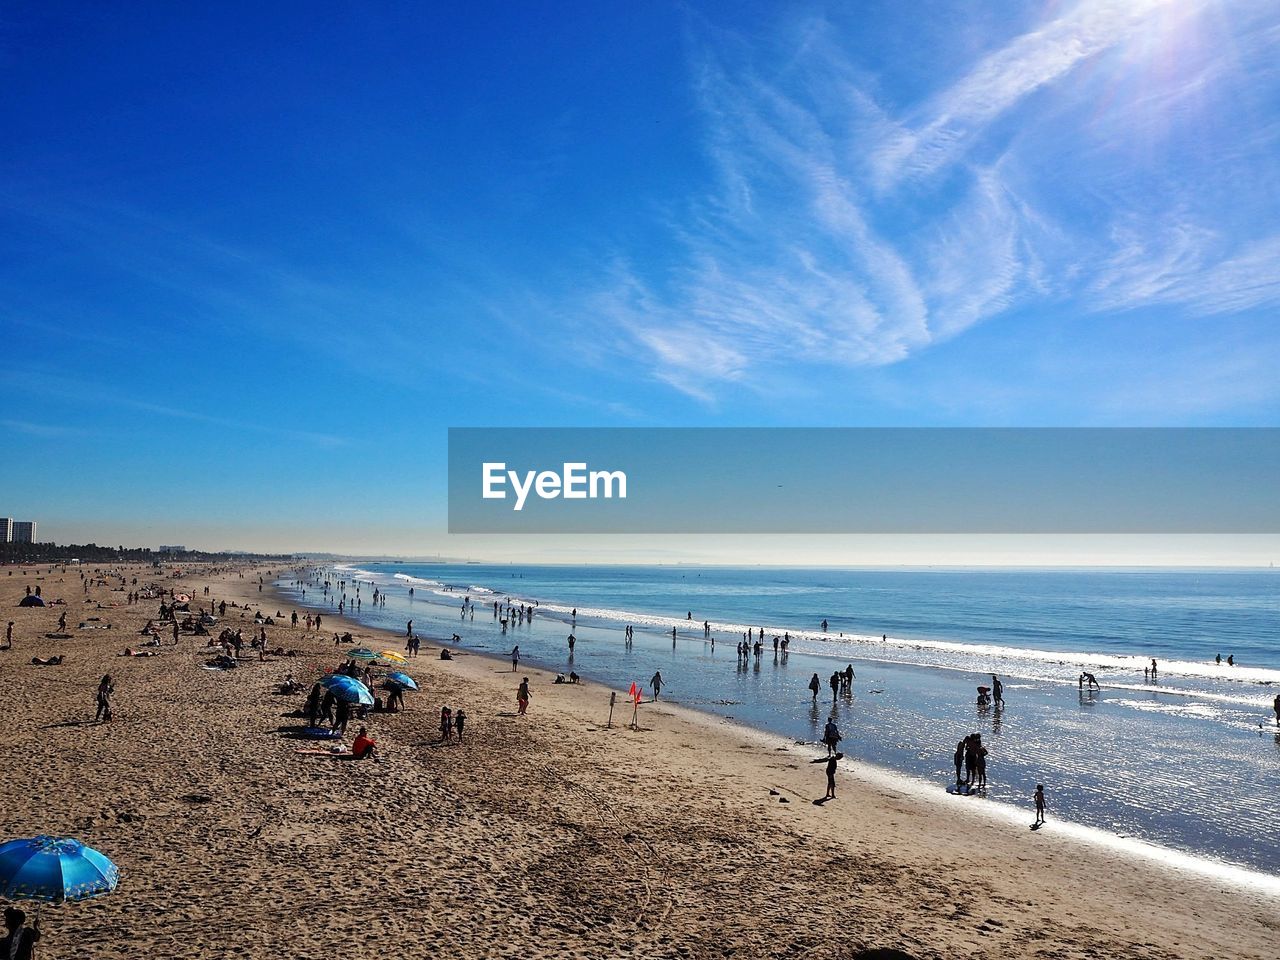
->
4, 621, 12, 650
829, 671, 840, 701
95, 674, 114, 723
517, 677, 531, 715
406, 620, 413, 638
822, 719, 842, 756
808, 673, 821, 701
440, 706, 453, 742
650, 671, 663, 701
1033, 784, 1046, 826
511, 645, 520, 672
455, 708, 467, 743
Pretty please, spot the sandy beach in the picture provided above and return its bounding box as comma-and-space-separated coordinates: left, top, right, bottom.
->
1, 562, 1276, 959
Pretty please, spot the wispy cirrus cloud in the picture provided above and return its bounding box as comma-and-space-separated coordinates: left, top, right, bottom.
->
1092, 227, 1280, 316
0, 419, 85, 438
596, 0, 1280, 403
870, 0, 1199, 188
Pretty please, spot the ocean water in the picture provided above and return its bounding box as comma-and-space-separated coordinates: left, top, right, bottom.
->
275, 564, 1280, 878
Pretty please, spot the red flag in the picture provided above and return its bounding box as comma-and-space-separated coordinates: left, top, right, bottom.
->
628, 682, 642, 704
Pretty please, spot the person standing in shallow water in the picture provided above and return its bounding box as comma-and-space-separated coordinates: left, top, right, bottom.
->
808, 673, 821, 700
650, 671, 663, 701
822, 718, 842, 756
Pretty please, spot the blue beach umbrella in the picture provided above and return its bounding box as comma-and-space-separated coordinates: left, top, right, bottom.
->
0, 836, 119, 903
345, 648, 380, 661
386, 672, 418, 691
319, 674, 374, 705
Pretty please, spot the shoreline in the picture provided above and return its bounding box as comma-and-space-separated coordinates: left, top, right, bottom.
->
2, 562, 1277, 958
286, 572, 1280, 897
340, 561, 1280, 689
290, 564, 1280, 882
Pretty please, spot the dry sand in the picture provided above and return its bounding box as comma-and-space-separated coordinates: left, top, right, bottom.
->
1, 562, 1276, 959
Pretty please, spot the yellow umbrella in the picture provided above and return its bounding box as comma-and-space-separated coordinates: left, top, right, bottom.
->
378, 650, 408, 664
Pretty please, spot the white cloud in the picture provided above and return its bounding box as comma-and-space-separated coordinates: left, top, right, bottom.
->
561, 0, 1280, 413
870, 0, 1196, 188
1091, 224, 1280, 316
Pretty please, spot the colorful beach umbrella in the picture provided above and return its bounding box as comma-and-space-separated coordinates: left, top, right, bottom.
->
0, 836, 119, 903
378, 650, 407, 664
345, 648, 380, 661
386, 672, 418, 691
319, 674, 374, 705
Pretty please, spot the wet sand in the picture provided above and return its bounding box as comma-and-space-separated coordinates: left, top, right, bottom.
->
1, 562, 1276, 959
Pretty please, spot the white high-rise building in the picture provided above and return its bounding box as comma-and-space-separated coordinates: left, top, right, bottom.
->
0, 519, 11, 543
12, 521, 36, 543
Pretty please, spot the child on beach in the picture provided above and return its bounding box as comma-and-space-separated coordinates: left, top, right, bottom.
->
1034, 785, 1046, 826
440, 706, 453, 742
454, 709, 466, 743
517, 677, 531, 715
811, 752, 843, 800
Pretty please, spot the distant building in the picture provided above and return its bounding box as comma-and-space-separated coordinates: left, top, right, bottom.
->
11, 521, 36, 543
157, 545, 187, 553
0, 519, 11, 543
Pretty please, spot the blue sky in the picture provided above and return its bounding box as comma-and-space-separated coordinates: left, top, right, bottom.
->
2, 1, 1279, 557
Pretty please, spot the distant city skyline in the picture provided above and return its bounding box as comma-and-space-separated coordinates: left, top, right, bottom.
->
3, 1, 1278, 561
